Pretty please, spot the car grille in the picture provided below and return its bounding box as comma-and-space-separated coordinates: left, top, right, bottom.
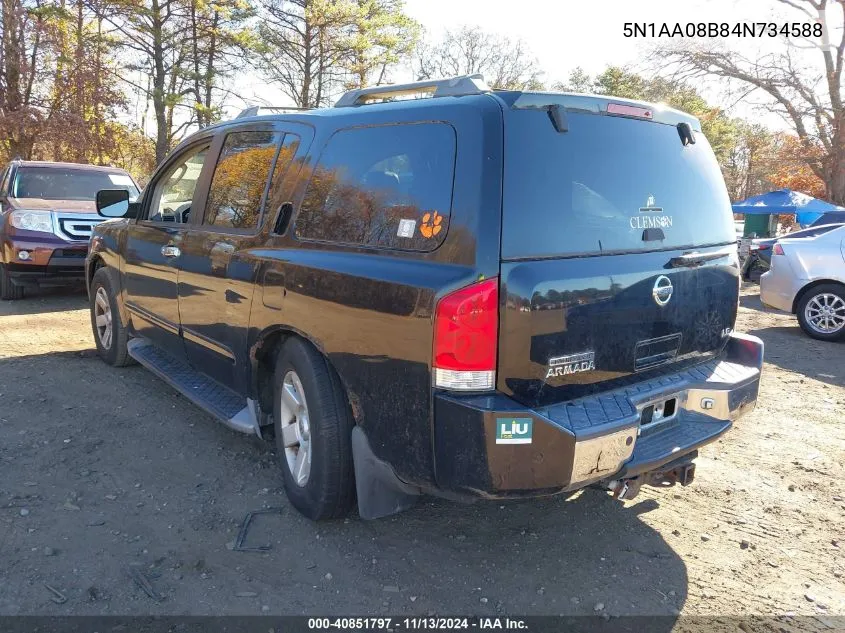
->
52, 249, 86, 258
54, 213, 103, 242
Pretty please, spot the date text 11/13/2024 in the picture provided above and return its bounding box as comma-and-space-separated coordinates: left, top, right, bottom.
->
307, 617, 528, 630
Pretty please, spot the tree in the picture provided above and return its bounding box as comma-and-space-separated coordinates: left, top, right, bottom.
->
768, 135, 828, 198
97, 0, 252, 161
0, 0, 126, 163
98, 0, 195, 162
0, 0, 50, 158
553, 66, 592, 93
654, 0, 845, 204
257, 0, 417, 108
414, 25, 544, 90
342, 0, 419, 89
49, 0, 127, 162
258, 0, 355, 108
722, 123, 784, 200
187, 0, 255, 128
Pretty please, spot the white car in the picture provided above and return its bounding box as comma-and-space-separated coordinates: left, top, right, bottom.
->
760, 225, 845, 340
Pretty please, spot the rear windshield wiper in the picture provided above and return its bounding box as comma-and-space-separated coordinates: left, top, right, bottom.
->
546, 104, 568, 133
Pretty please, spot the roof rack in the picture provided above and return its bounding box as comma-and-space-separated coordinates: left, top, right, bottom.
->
235, 105, 311, 118
334, 74, 490, 107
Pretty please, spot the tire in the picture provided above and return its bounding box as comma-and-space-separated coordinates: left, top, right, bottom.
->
90, 266, 133, 366
0, 263, 24, 300
273, 338, 355, 520
796, 283, 845, 342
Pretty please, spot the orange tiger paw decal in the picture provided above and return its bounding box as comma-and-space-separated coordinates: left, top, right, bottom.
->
420, 211, 443, 238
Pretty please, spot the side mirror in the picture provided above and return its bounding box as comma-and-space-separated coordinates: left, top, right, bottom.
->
96, 189, 130, 218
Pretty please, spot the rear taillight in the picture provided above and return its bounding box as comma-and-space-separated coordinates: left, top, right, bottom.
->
757, 244, 770, 251
773, 244, 785, 256
433, 277, 498, 391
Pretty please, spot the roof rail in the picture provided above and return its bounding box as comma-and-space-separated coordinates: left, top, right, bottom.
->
235, 105, 311, 119
334, 74, 490, 107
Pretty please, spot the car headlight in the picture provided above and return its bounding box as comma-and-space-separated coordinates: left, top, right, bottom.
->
10, 210, 53, 233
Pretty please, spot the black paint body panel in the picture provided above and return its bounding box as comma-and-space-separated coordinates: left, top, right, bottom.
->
85, 91, 754, 498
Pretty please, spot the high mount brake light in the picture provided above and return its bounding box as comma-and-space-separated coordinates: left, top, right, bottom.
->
433, 277, 498, 391
607, 103, 653, 119
773, 244, 785, 256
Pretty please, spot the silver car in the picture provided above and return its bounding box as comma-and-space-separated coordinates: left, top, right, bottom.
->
760, 225, 845, 341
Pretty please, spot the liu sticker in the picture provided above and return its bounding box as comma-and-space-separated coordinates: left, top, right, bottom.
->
496, 418, 533, 445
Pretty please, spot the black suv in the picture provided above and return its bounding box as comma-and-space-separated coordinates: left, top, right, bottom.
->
87, 75, 763, 520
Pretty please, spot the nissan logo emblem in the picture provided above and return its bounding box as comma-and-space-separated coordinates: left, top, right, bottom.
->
652, 275, 673, 306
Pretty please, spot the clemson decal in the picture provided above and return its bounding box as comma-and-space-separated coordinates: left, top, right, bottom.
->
420, 211, 443, 238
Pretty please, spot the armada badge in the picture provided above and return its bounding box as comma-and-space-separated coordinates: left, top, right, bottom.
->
546, 351, 595, 379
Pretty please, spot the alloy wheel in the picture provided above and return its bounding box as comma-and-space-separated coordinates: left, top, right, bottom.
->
278, 370, 312, 487
804, 293, 845, 335
94, 287, 113, 349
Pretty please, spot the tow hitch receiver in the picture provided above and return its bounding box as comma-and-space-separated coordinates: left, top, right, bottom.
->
606, 461, 697, 501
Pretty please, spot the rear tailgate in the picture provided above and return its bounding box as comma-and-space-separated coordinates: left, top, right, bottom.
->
498, 94, 739, 408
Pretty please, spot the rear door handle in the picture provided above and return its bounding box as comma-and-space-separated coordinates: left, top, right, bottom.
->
161, 245, 181, 258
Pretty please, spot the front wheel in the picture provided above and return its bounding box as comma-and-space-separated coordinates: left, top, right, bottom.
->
90, 267, 133, 366
0, 264, 24, 300
797, 284, 845, 341
273, 338, 356, 520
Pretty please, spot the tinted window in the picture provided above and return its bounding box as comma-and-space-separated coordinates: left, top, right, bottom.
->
502, 111, 734, 258
296, 123, 455, 250
205, 130, 283, 230
13, 167, 139, 201
148, 145, 209, 223
265, 134, 302, 214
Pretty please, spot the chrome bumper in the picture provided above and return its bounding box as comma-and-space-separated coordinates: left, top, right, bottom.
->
567, 333, 763, 487
432, 333, 764, 499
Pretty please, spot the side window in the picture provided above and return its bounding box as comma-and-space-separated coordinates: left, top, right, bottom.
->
204, 130, 283, 230
265, 134, 301, 214
295, 123, 456, 250
147, 144, 209, 223
0, 167, 10, 195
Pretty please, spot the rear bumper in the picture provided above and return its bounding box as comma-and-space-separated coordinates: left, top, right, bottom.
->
759, 269, 802, 313
432, 333, 763, 499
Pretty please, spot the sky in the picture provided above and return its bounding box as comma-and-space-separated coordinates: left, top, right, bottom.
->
217, 0, 843, 131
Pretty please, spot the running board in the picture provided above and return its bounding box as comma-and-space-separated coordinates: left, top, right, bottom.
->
127, 339, 260, 436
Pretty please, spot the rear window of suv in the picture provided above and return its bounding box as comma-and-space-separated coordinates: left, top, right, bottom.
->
295, 122, 456, 251
502, 109, 735, 259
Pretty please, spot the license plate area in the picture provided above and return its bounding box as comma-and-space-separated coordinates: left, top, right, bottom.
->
638, 396, 678, 434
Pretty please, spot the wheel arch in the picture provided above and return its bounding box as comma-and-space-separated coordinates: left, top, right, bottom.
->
249, 325, 363, 427
792, 279, 845, 313
89, 258, 131, 330
87, 254, 105, 290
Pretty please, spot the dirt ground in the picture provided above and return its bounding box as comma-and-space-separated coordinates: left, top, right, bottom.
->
0, 283, 843, 626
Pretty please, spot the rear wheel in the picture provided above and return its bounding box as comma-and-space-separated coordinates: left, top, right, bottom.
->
273, 338, 355, 520
0, 264, 24, 300
797, 284, 845, 341
90, 267, 133, 366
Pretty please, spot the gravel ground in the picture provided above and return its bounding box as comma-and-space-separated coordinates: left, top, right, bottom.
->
0, 284, 843, 625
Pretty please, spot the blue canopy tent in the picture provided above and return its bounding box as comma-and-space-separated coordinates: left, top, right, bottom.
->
732, 189, 845, 227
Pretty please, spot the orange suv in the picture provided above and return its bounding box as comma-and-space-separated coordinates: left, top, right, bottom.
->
0, 160, 139, 299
